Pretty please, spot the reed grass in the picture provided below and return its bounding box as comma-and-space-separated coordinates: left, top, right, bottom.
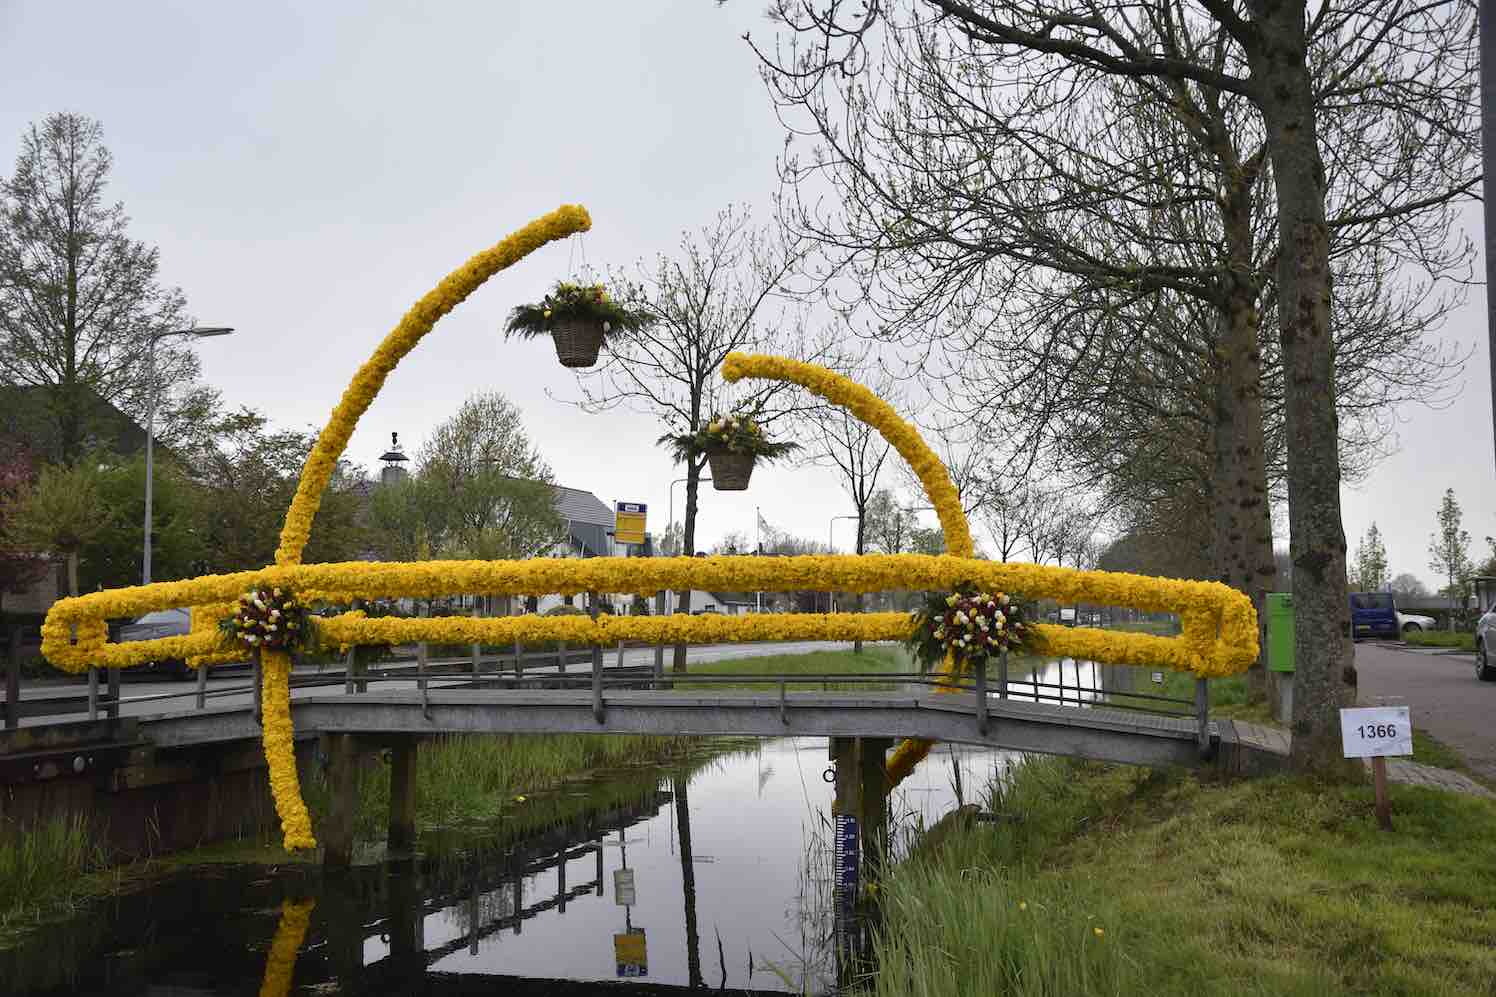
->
0, 815, 108, 932
868, 755, 1496, 995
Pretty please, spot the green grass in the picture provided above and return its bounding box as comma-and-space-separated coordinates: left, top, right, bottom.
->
676, 644, 908, 690
868, 756, 1496, 996
1404, 630, 1475, 651
0, 815, 108, 936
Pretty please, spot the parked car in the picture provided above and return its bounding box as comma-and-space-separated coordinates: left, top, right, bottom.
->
118, 608, 193, 679
1396, 610, 1436, 635
1348, 591, 1398, 640
1477, 608, 1496, 682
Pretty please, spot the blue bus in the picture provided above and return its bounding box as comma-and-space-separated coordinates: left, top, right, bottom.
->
1349, 591, 1398, 640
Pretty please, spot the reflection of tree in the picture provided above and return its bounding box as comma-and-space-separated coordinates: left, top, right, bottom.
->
672, 772, 703, 989
256, 899, 314, 997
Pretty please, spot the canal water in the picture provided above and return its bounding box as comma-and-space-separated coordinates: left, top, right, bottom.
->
2, 659, 1129, 996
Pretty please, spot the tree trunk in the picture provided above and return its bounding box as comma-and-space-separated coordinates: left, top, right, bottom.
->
66, 550, 79, 598
1211, 203, 1278, 705
853, 510, 866, 655
1248, 1, 1357, 775
672, 458, 702, 673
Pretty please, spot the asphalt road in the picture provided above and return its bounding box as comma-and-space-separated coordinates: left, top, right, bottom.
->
12, 640, 855, 728
1354, 641, 1496, 782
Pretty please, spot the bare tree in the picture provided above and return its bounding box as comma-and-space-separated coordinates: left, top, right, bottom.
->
572, 205, 827, 670
0, 113, 201, 465
751, 0, 1477, 772
1427, 488, 1472, 628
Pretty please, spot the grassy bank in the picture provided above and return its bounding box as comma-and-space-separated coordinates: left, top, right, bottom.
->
0, 815, 108, 938
869, 756, 1496, 996
1404, 630, 1475, 651
678, 644, 907, 689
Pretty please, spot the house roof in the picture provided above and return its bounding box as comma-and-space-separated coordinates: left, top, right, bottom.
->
554, 485, 614, 558
0, 384, 149, 463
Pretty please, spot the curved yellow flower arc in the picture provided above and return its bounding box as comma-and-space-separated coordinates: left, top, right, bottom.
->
722, 353, 975, 559
211, 204, 588, 851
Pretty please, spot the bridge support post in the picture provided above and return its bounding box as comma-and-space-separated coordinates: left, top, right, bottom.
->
388, 736, 419, 853
830, 737, 892, 880
323, 733, 360, 869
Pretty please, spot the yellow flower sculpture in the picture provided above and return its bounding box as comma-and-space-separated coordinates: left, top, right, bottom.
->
40, 209, 1259, 848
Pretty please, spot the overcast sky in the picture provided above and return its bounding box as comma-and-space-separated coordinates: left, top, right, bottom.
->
2, 1, 1490, 590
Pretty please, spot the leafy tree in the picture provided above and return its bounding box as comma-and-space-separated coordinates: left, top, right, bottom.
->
0, 113, 200, 465
188, 408, 367, 572
865, 489, 913, 555
1388, 573, 1428, 600
1351, 523, 1389, 593
0, 440, 47, 615
79, 454, 204, 592
1427, 488, 1472, 627
2, 461, 112, 599
365, 474, 438, 563
410, 392, 564, 561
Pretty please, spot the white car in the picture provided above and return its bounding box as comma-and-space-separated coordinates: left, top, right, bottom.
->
1477, 609, 1496, 682
1396, 610, 1436, 635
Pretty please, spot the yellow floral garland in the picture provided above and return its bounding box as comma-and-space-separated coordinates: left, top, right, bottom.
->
722, 353, 975, 558
257, 898, 315, 997
42, 555, 1255, 678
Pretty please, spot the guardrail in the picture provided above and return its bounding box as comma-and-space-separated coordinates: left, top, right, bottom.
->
7, 643, 1208, 746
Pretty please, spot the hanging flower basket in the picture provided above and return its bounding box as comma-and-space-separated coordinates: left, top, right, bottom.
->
706, 449, 757, 491
659, 411, 800, 493
549, 317, 606, 368
504, 281, 654, 370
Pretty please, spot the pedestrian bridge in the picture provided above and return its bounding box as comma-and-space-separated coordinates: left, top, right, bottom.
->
115, 650, 1248, 772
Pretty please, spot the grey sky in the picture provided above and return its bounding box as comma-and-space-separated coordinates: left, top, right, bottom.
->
2, 1, 1490, 588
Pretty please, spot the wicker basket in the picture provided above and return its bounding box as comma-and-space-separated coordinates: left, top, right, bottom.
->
549, 318, 606, 368
707, 450, 757, 491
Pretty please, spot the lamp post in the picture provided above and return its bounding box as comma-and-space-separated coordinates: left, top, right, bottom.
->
828, 514, 857, 613
144, 326, 234, 584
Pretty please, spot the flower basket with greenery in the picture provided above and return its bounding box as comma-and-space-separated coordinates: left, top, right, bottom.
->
220, 587, 317, 657
659, 412, 800, 491
907, 585, 1026, 676
504, 281, 653, 368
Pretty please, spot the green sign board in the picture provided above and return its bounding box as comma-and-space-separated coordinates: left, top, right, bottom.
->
1266, 592, 1294, 673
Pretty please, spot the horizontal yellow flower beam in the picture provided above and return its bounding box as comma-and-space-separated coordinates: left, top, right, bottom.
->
42, 554, 1257, 679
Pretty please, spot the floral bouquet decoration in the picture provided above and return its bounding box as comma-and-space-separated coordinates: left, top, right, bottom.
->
504, 280, 654, 369
220, 587, 316, 656
907, 584, 1027, 681
659, 411, 800, 491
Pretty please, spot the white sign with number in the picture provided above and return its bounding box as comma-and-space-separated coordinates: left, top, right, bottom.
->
1340, 706, 1413, 758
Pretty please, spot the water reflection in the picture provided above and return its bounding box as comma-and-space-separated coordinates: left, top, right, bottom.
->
5, 658, 1133, 996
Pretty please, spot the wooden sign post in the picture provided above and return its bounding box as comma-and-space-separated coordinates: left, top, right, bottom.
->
1340, 705, 1413, 831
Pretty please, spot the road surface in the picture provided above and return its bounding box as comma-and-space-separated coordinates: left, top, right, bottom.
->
1354, 641, 1495, 782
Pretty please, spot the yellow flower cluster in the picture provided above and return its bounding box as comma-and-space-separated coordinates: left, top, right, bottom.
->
257, 898, 315, 997
722, 353, 975, 558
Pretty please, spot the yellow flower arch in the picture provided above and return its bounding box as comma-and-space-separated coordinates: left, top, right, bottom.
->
41, 207, 1258, 851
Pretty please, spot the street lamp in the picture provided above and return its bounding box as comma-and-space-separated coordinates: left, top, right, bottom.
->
828, 514, 858, 613
144, 326, 234, 584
